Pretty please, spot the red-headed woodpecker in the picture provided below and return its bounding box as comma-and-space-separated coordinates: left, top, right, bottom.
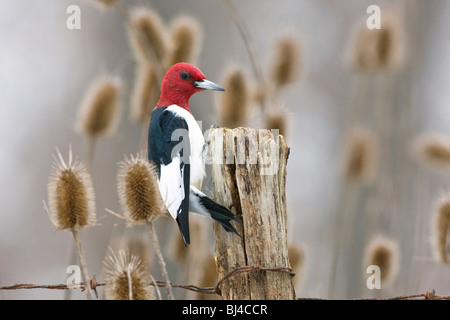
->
148, 62, 241, 245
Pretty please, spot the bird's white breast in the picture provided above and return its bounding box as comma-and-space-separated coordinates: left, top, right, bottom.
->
166, 105, 205, 188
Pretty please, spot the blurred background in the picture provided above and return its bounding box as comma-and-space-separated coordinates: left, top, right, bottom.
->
1, 0, 450, 299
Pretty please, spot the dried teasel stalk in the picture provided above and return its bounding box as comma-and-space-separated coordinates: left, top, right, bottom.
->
350, 10, 405, 72
288, 244, 305, 288
431, 195, 450, 264
269, 31, 301, 95
217, 66, 252, 128
265, 107, 289, 138
363, 236, 400, 287
412, 132, 450, 171
45, 147, 96, 299
128, 7, 168, 64
115, 152, 173, 299
165, 15, 203, 68
130, 63, 158, 124
104, 249, 155, 300
341, 127, 378, 183
76, 76, 122, 139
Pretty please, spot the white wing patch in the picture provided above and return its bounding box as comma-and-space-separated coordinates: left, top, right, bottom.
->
166, 105, 205, 187
158, 156, 185, 220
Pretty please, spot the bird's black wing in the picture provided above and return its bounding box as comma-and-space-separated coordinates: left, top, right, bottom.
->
148, 107, 191, 245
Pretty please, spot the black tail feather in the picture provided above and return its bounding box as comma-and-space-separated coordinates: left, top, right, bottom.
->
199, 196, 242, 238
210, 210, 242, 238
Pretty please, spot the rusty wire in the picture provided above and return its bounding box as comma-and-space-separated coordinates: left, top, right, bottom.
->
0, 265, 294, 297
1, 265, 449, 300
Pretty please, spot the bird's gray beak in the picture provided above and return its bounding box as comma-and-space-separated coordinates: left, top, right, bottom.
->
194, 79, 225, 91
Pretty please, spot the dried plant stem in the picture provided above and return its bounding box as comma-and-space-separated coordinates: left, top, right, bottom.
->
84, 137, 97, 173
328, 72, 370, 298
146, 221, 174, 300
348, 73, 369, 126
71, 230, 93, 300
54, 145, 96, 300
139, 121, 149, 152
149, 274, 162, 300
328, 181, 360, 298
64, 138, 96, 300
222, 0, 266, 112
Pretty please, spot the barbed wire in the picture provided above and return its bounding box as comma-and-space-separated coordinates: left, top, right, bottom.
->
1, 265, 449, 300
0, 265, 294, 297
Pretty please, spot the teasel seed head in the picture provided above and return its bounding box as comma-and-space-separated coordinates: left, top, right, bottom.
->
217, 66, 252, 128
412, 132, 450, 171
128, 7, 168, 63
288, 244, 305, 287
117, 153, 166, 225
165, 15, 203, 68
363, 236, 399, 286
46, 147, 96, 231
270, 31, 301, 93
104, 249, 155, 300
341, 127, 378, 183
351, 10, 405, 72
130, 62, 158, 124
265, 107, 289, 138
76, 76, 122, 139
431, 194, 450, 264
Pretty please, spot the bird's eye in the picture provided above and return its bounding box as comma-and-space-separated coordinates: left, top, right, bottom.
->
180, 71, 190, 80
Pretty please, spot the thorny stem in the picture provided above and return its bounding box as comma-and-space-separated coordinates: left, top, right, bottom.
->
146, 221, 174, 300
71, 229, 93, 300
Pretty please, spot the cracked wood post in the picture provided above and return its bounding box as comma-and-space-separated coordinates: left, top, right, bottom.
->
207, 127, 295, 300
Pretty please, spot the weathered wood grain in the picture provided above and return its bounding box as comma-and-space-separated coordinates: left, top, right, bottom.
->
208, 127, 294, 300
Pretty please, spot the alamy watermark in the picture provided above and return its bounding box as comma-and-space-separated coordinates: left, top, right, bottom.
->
66, 4, 382, 31
366, 265, 381, 290
366, 5, 381, 30
170, 122, 280, 176
66, 5, 81, 30
66, 265, 81, 288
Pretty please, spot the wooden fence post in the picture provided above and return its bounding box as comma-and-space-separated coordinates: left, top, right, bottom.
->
207, 127, 295, 300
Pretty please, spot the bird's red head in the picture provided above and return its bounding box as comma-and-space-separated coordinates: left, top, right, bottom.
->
156, 62, 225, 111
